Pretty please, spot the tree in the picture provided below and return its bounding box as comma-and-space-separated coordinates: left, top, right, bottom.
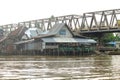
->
114, 34, 120, 41
101, 33, 115, 43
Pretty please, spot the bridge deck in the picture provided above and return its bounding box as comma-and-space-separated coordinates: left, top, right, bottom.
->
80, 27, 120, 34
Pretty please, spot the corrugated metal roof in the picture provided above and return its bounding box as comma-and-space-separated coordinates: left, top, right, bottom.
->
33, 23, 86, 39
14, 37, 96, 45
47, 23, 74, 36
25, 28, 43, 38
14, 39, 34, 44
48, 23, 65, 35
41, 37, 96, 43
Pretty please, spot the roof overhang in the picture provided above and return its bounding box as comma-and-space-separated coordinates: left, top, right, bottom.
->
14, 37, 96, 45
41, 37, 96, 43
14, 39, 34, 45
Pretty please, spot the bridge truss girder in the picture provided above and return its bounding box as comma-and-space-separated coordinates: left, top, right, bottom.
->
0, 15, 83, 35
1, 9, 120, 35
81, 9, 120, 33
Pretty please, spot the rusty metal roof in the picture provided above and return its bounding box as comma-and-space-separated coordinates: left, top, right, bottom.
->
0, 36, 7, 43
8, 26, 27, 38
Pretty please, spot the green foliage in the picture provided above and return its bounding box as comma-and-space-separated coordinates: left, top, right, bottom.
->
114, 34, 120, 41
101, 33, 115, 43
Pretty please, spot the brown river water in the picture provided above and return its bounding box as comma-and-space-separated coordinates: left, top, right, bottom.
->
0, 55, 120, 80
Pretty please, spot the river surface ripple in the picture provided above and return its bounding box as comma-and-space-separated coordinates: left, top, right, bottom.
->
0, 55, 120, 80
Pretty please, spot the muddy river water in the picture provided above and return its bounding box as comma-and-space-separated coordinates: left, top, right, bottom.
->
0, 55, 120, 80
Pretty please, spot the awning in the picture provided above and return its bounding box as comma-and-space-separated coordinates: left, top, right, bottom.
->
41, 37, 96, 43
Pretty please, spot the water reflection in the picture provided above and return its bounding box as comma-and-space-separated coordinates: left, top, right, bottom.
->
0, 55, 120, 80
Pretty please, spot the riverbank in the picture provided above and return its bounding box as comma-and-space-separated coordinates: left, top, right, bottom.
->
107, 51, 120, 55
95, 50, 120, 55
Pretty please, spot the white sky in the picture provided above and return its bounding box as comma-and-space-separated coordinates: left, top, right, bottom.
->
0, 0, 120, 25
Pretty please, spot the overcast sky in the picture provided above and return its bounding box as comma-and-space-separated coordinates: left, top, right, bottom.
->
0, 0, 119, 25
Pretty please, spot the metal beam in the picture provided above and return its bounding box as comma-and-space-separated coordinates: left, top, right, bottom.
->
1, 9, 120, 35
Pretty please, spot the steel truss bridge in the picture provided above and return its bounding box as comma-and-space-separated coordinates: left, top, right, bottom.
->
1, 9, 120, 35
